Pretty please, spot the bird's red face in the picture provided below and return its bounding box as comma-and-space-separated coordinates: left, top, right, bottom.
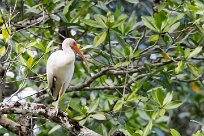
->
70, 41, 90, 73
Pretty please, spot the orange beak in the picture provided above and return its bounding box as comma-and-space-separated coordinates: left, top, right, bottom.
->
71, 43, 90, 73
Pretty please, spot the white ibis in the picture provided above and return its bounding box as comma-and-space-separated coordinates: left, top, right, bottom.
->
46, 38, 89, 114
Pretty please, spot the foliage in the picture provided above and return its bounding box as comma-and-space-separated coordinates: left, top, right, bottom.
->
0, 0, 204, 135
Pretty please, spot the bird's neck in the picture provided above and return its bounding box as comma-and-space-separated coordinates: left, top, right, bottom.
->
62, 46, 73, 53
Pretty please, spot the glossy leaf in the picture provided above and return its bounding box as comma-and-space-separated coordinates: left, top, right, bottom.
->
83, 19, 104, 28
151, 87, 165, 106
164, 100, 182, 109
113, 100, 125, 112
0, 46, 6, 56
88, 99, 100, 113
143, 121, 152, 136
93, 31, 107, 46
170, 129, 181, 136
148, 34, 159, 42
187, 46, 202, 59
90, 113, 106, 120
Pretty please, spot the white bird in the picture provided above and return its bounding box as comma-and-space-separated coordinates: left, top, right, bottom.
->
46, 38, 89, 114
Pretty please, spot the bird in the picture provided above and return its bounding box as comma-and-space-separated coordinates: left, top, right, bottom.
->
46, 38, 90, 114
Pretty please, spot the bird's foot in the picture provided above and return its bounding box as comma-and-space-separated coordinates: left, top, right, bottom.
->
51, 107, 58, 116
54, 108, 58, 116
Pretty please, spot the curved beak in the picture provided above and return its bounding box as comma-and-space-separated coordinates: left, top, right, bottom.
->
71, 44, 90, 73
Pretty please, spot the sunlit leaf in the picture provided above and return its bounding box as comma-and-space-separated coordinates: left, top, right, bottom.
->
170, 129, 181, 136
125, 0, 139, 4
112, 15, 128, 28
93, 31, 107, 46
19, 56, 27, 66
187, 63, 201, 77
2, 28, 10, 43
114, 61, 130, 68
26, 57, 34, 69
151, 87, 165, 106
168, 22, 180, 33
83, 19, 104, 28
94, 14, 107, 28
191, 82, 200, 93
113, 100, 125, 112
192, 130, 204, 136
164, 100, 182, 109
48, 125, 61, 134
142, 16, 158, 32
143, 121, 152, 136
187, 46, 202, 59
90, 113, 106, 120
175, 61, 183, 74
160, 51, 171, 61
148, 34, 159, 42
163, 92, 173, 106
0, 46, 6, 56
63, 0, 73, 15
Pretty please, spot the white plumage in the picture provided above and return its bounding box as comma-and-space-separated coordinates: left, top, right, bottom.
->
46, 38, 89, 114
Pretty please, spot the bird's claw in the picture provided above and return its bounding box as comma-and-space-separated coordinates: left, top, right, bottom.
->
51, 108, 58, 116
54, 108, 58, 116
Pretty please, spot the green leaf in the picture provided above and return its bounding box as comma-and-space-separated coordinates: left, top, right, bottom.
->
125, 0, 139, 4
148, 34, 159, 42
175, 61, 183, 74
193, 131, 204, 136
142, 16, 158, 32
94, 15, 107, 28
73, 115, 86, 120
143, 121, 152, 136
187, 46, 202, 59
164, 100, 182, 109
151, 87, 165, 106
187, 63, 201, 77
48, 125, 61, 134
188, 5, 200, 11
184, 48, 191, 58
112, 15, 128, 28
19, 56, 27, 66
126, 92, 138, 102
113, 100, 125, 112
88, 98, 99, 113
114, 61, 130, 68
152, 109, 166, 120
170, 129, 181, 136
133, 50, 140, 58
70, 99, 83, 114
0, 46, 6, 56
90, 113, 106, 120
2, 28, 10, 43
163, 92, 173, 106
63, 1, 73, 15
45, 40, 54, 53
83, 19, 104, 28
93, 32, 107, 46
168, 22, 180, 33
26, 57, 34, 69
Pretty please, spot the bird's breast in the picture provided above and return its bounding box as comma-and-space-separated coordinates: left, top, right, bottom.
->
47, 50, 75, 82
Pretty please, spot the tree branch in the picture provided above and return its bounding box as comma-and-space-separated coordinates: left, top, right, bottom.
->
0, 115, 28, 135
0, 102, 101, 136
68, 60, 174, 91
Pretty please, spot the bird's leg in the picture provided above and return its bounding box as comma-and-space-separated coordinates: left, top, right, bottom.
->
54, 83, 65, 115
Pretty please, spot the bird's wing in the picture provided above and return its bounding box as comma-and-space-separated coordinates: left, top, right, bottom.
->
47, 72, 53, 92
47, 72, 58, 100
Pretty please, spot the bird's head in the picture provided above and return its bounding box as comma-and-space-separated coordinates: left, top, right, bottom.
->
62, 38, 90, 73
